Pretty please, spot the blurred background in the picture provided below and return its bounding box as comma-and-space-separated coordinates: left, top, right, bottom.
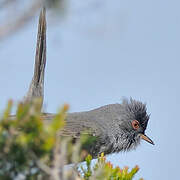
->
0, 0, 179, 179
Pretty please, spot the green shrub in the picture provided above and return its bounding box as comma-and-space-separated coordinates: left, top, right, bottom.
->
0, 99, 143, 180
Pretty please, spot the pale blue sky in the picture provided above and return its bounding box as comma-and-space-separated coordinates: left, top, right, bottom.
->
1, 0, 180, 179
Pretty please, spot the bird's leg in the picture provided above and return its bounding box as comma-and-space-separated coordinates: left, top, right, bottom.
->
24, 7, 46, 109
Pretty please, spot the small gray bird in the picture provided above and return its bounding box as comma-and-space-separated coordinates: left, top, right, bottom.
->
58, 99, 154, 157
44, 99, 154, 158
24, 8, 154, 158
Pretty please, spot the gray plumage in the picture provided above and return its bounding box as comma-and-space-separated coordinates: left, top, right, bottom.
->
44, 98, 153, 158
24, 7, 46, 106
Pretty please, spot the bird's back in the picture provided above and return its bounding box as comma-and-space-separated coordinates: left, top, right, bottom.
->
61, 104, 122, 138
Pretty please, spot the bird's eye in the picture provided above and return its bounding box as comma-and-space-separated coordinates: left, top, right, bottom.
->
131, 120, 140, 130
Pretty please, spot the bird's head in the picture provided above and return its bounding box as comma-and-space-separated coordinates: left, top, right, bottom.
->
112, 98, 154, 152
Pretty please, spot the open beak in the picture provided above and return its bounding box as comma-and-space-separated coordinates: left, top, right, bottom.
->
140, 134, 154, 145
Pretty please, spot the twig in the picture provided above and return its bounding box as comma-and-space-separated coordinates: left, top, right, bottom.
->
0, 0, 45, 40
50, 136, 66, 180
30, 151, 52, 176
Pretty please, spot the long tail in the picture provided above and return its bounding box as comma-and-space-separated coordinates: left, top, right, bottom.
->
24, 8, 46, 106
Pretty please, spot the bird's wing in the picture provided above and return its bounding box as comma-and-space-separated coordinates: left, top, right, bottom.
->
42, 113, 94, 139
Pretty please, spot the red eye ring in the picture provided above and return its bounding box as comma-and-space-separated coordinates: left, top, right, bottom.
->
131, 120, 140, 130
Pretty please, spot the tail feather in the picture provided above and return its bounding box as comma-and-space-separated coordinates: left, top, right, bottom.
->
24, 8, 46, 106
